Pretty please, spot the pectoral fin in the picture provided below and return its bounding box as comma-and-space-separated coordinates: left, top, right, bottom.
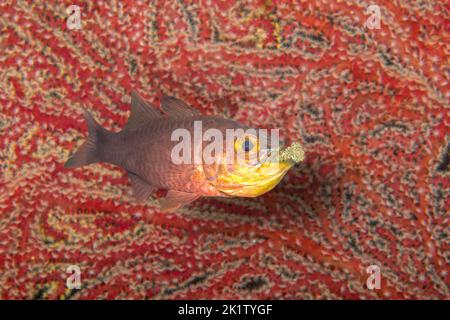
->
128, 172, 155, 202
160, 190, 200, 211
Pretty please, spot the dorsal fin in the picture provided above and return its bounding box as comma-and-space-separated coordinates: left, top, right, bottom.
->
123, 91, 162, 131
161, 96, 201, 117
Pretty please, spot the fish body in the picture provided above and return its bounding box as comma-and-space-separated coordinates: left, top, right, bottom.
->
65, 92, 305, 211
99, 115, 243, 196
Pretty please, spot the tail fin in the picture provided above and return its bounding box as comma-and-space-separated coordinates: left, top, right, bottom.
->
64, 110, 106, 168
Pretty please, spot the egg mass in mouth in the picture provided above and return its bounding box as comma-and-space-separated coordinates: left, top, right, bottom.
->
278, 142, 305, 163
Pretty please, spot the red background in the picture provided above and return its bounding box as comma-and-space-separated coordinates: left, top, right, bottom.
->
0, 0, 448, 299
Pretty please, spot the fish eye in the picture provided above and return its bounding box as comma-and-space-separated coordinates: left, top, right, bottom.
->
242, 140, 254, 152
234, 134, 259, 155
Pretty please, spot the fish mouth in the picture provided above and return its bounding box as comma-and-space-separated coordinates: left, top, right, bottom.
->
213, 142, 305, 197
214, 166, 291, 197
217, 169, 289, 196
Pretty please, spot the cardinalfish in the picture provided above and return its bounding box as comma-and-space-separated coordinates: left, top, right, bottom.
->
65, 92, 305, 211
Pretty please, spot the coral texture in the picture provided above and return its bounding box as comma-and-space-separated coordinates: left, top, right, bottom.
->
0, 0, 449, 299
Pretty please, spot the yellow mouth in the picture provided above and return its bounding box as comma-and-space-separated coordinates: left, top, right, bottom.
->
215, 161, 293, 197
213, 142, 305, 197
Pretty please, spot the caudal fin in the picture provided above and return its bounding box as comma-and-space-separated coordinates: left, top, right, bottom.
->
64, 110, 106, 168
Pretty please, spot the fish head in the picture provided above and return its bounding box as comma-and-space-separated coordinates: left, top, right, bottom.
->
202, 120, 305, 197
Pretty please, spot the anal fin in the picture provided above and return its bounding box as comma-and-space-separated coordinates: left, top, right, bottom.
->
128, 172, 155, 202
160, 190, 200, 212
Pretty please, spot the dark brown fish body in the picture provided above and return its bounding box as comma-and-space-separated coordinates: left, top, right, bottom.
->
100, 115, 245, 195
65, 92, 248, 210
